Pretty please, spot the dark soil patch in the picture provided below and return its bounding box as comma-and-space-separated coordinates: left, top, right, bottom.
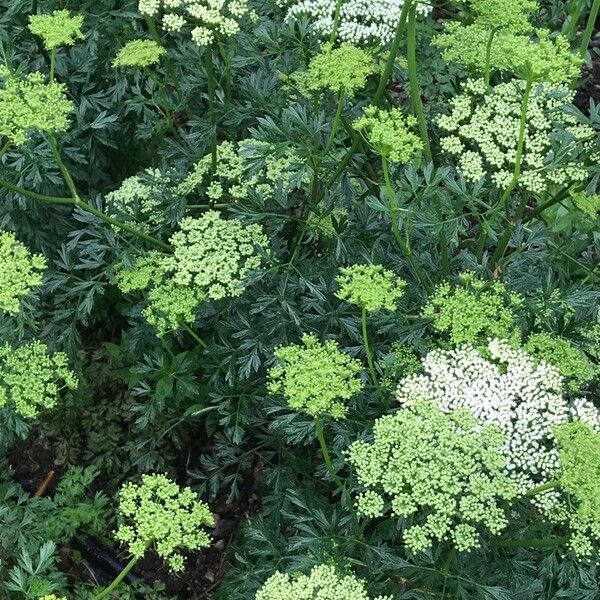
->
575, 54, 600, 112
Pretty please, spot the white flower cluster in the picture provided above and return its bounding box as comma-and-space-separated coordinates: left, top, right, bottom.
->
278, 0, 431, 46
396, 339, 600, 491
138, 0, 255, 45
438, 79, 594, 194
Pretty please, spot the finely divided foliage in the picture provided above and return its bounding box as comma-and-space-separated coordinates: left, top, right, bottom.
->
0, 0, 599, 598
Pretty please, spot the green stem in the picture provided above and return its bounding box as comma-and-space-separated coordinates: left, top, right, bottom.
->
325, 138, 360, 190
483, 28, 498, 88
315, 417, 335, 478
329, 0, 345, 45
490, 194, 528, 267
147, 70, 175, 133
0, 140, 10, 160
580, 0, 600, 58
492, 536, 569, 549
407, 4, 432, 163
382, 156, 430, 290
47, 136, 171, 250
183, 323, 208, 349
373, 0, 412, 105
563, 0, 586, 38
92, 554, 141, 600
218, 41, 232, 100
205, 44, 218, 175
525, 480, 559, 497
361, 307, 378, 388
524, 188, 571, 222
494, 74, 533, 211
0, 178, 74, 204
50, 48, 56, 81
144, 14, 178, 85
325, 89, 345, 153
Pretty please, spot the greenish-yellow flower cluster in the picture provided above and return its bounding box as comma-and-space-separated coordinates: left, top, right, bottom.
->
0, 66, 73, 146
0, 340, 77, 419
422, 272, 522, 346
438, 79, 593, 194
435, 0, 580, 85
571, 191, 600, 219
268, 333, 364, 419
116, 212, 267, 335
554, 421, 600, 557
38, 596, 67, 600
0, 231, 46, 315
354, 106, 422, 164
298, 44, 376, 96
256, 564, 391, 600
525, 333, 596, 391
347, 401, 518, 553
115, 473, 213, 571
177, 140, 303, 202
113, 39, 166, 68
336, 264, 405, 313
28, 10, 84, 50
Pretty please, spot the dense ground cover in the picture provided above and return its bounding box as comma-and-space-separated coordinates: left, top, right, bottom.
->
1, 0, 600, 598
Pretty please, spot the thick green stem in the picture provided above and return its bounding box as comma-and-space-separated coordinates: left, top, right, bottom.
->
382, 157, 430, 290
183, 323, 208, 349
525, 479, 559, 497
0, 178, 74, 204
315, 417, 335, 478
407, 4, 432, 163
580, 0, 600, 58
324, 90, 345, 153
329, 0, 345, 45
484, 28, 498, 88
50, 48, 56, 81
498, 75, 533, 210
361, 307, 378, 388
492, 536, 569, 549
205, 45, 218, 175
92, 554, 141, 600
373, 0, 412, 105
47, 136, 171, 250
563, 0, 586, 38
218, 41, 232, 100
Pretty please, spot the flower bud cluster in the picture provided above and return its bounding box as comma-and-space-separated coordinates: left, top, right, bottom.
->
138, 0, 256, 46
0, 231, 46, 315
335, 264, 405, 313
438, 79, 593, 194
115, 473, 213, 572
256, 564, 392, 600
0, 340, 77, 419
347, 400, 518, 553
113, 39, 166, 68
268, 333, 364, 419
422, 272, 522, 346
177, 140, 303, 202
354, 105, 422, 164
28, 10, 84, 50
278, 0, 430, 46
0, 66, 73, 146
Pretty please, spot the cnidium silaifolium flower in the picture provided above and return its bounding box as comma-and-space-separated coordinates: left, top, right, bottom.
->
116, 212, 268, 336
113, 39, 166, 68
353, 105, 422, 164
177, 140, 305, 202
0, 66, 73, 146
114, 474, 213, 572
570, 190, 600, 219
277, 0, 431, 46
138, 0, 257, 46
437, 79, 594, 195
268, 333, 364, 419
525, 332, 596, 392
0, 340, 78, 419
38, 596, 67, 600
293, 43, 377, 98
551, 421, 600, 558
421, 271, 523, 347
346, 400, 518, 553
0, 231, 47, 315
336, 264, 406, 313
256, 564, 392, 600
28, 10, 84, 50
